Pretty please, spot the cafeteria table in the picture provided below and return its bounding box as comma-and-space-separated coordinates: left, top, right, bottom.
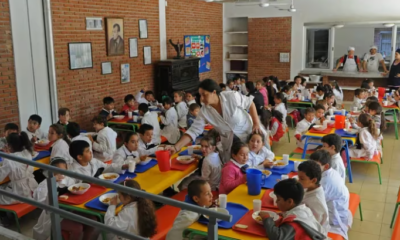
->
287, 99, 313, 109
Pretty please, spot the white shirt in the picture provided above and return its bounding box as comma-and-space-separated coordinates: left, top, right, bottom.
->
138, 138, 158, 156
282, 204, 326, 237
333, 88, 344, 104
141, 111, 161, 144
316, 93, 324, 100
24, 128, 47, 141
321, 168, 352, 239
349, 127, 377, 160
50, 139, 72, 164
160, 107, 180, 144
201, 152, 221, 191
175, 101, 189, 128
72, 135, 92, 150
105, 202, 139, 240
113, 145, 139, 164
331, 153, 346, 182
135, 91, 149, 105
166, 209, 200, 240
351, 96, 364, 111
187, 99, 196, 107
363, 53, 384, 72
295, 118, 317, 149
92, 127, 117, 162
303, 186, 330, 236
274, 102, 287, 122
248, 146, 275, 168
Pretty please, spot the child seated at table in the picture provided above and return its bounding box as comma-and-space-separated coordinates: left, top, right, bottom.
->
87, 116, 117, 162
219, 141, 248, 194
219, 83, 226, 92
315, 85, 325, 100
349, 113, 379, 160
57, 107, 70, 126
233, 76, 242, 93
295, 108, 319, 150
105, 179, 157, 240
351, 88, 367, 111
136, 89, 159, 106
139, 103, 161, 144
310, 150, 352, 239
186, 91, 197, 106
178, 136, 222, 191
160, 97, 180, 144
278, 89, 300, 125
99, 97, 118, 120
247, 132, 274, 168
321, 134, 346, 181
259, 179, 326, 239
138, 124, 159, 156
66, 122, 92, 149
0, 132, 37, 205
314, 104, 327, 125
166, 180, 213, 240
324, 92, 337, 111
174, 91, 189, 129
256, 80, 269, 107
24, 114, 47, 143
48, 124, 72, 164
297, 161, 330, 235
361, 79, 375, 94
0, 123, 19, 150
113, 132, 145, 164
187, 103, 200, 129
294, 75, 305, 91
121, 94, 136, 115
281, 85, 295, 101
69, 140, 127, 182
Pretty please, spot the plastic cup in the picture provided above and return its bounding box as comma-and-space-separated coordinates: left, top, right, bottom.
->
187, 146, 193, 155
294, 161, 301, 172
253, 199, 262, 212
281, 175, 289, 180
329, 109, 334, 116
352, 107, 358, 112
155, 150, 171, 172
383, 101, 388, 106
341, 109, 346, 116
219, 194, 227, 209
128, 111, 133, 119
128, 161, 136, 172
133, 115, 138, 122
313, 86, 317, 91
282, 154, 289, 162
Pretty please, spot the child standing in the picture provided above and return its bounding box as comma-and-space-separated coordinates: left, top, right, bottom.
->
99, 97, 118, 120
88, 116, 117, 162
186, 91, 197, 106
174, 91, 189, 129
295, 108, 318, 149
256, 81, 269, 107
121, 94, 136, 115
139, 103, 161, 144
0, 123, 19, 150
294, 76, 305, 91
321, 134, 346, 181
259, 179, 326, 239
113, 132, 141, 164
105, 180, 157, 240
219, 141, 248, 194
160, 97, 180, 144
349, 113, 379, 160
57, 108, 70, 126
137, 124, 159, 156
247, 133, 275, 168
48, 124, 72, 164
24, 114, 47, 143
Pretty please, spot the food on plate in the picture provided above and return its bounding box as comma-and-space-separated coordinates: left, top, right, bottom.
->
71, 186, 87, 192
179, 156, 192, 161
255, 216, 262, 221
102, 198, 111, 203
262, 170, 271, 175
235, 224, 248, 229
274, 162, 286, 166
103, 174, 117, 180
59, 195, 69, 200
193, 145, 201, 150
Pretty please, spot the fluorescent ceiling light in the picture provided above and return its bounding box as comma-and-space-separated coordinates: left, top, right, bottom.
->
289, 8, 296, 12
383, 23, 395, 27
334, 24, 344, 28
259, 0, 269, 7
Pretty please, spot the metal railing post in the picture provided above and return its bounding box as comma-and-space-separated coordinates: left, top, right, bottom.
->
47, 171, 62, 240
207, 217, 218, 240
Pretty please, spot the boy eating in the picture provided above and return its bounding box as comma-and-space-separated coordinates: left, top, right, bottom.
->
314, 104, 326, 125
121, 94, 136, 114
0, 123, 19, 150
24, 114, 47, 143
139, 103, 161, 144
295, 108, 318, 149
99, 97, 118, 120
321, 134, 346, 181
259, 179, 326, 239
166, 180, 213, 240
57, 108, 70, 126
88, 116, 117, 162
187, 103, 200, 129
138, 124, 159, 156
351, 88, 367, 111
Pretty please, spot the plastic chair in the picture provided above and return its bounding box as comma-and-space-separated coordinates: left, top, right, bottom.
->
390, 186, 400, 228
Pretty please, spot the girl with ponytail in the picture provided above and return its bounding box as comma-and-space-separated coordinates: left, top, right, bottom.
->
48, 124, 73, 165
105, 179, 157, 239
349, 113, 379, 161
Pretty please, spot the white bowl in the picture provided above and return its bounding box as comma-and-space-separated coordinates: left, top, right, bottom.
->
203, 207, 229, 222
68, 183, 91, 195
272, 160, 288, 169
36, 139, 50, 146
99, 193, 119, 206
252, 210, 279, 225
312, 125, 324, 130
344, 129, 358, 134
113, 115, 125, 120
139, 157, 153, 165
99, 173, 119, 182
176, 156, 195, 165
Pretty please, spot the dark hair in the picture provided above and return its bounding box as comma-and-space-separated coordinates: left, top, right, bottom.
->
274, 179, 304, 205
50, 124, 71, 145
361, 79, 374, 89
119, 180, 157, 238
281, 85, 291, 93
329, 80, 342, 93
245, 81, 255, 93
138, 103, 149, 113
200, 136, 217, 147
69, 140, 90, 161
323, 92, 336, 107
316, 85, 325, 93
310, 150, 332, 167
124, 132, 138, 143
185, 91, 194, 97
232, 75, 240, 81
162, 97, 174, 106
366, 96, 378, 102
29, 114, 42, 125
188, 179, 209, 200
231, 141, 248, 155
92, 115, 107, 126
58, 108, 70, 117
199, 79, 221, 95
50, 157, 67, 167
219, 83, 226, 89
206, 128, 221, 143
368, 101, 386, 133
260, 109, 272, 131
66, 122, 80, 138
124, 94, 135, 103
358, 113, 379, 139
227, 79, 234, 86
301, 78, 307, 85
298, 161, 322, 185
247, 132, 265, 144
4, 123, 19, 132
269, 76, 281, 92
189, 103, 200, 112
144, 91, 154, 97
103, 97, 114, 105
294, 76, 302, 82
314, 104, 326, 112
274, 92, 285, 102
139, 124, 154, 135
271, 109, 283, 123
6, 132, 33, 154
174, 91, 185, 99
321, 134, 342, 153
354, 88, 363, 96
288, 82, 295, 88
113, 23, 120, 32
305, 107, 315, 115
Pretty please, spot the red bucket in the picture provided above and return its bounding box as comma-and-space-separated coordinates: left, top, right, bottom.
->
155, 150, 171, 172
335, 115, 345, 129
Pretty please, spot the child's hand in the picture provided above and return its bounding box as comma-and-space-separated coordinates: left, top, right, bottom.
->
259, 212, 271, 220
140, 155, 148, 161
31, 136, 37, 143
107, 112, 113, 120
122, 164, 129, 170
263, 161, 274, 168
110, 196, 118, 206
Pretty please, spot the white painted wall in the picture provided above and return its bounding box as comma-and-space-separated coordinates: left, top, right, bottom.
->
334, 27, 375, 61
224, 0, 400, 79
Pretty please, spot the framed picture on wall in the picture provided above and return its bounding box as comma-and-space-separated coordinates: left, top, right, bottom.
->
121, 63, 130, 83
129, 38, 138, 58
139, 19, 148, 39
106, 18, 124, 56
101, 62, 112, 75
68, 42, 93, 70
143, 46, 152, 65
86, 17, 103, 30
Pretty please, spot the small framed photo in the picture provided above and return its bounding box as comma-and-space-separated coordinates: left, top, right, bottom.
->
129, 38, 138, 58
143, 46, 152, 65
139, 19, 148, 39
86, 17, 103, 30
121, 63, 130, 83
101, 62, 112, 75
68, 42, 93, 70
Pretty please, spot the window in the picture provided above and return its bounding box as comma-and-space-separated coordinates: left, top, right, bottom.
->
305, 29, 330, 69
380, 32, 393, 59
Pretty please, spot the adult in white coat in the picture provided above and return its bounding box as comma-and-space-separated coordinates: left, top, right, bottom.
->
170, 79, 265, 163
334, 47, 363, 72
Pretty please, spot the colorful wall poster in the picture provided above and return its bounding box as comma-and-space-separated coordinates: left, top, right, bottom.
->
184, 35, 210, 73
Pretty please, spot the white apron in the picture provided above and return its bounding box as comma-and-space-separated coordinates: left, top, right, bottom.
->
343, 57, 357, 72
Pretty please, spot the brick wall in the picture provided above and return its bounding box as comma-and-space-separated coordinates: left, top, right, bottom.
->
248, 17, 292, 81
166, 0, 223, 82
0, 0, 19, 133
52, 0, 160, 130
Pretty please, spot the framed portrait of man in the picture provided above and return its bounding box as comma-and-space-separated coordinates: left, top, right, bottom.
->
106, 18, 124, 56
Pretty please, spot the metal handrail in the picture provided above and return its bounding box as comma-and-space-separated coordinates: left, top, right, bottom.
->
0, 152, 232, 240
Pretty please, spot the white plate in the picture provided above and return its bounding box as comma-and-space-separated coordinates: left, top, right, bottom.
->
138, 157, 153, 165
36, 140, 50, 146
99, 173, 119, 182
68, 183, 91, 195
312, 125, 324, 129
344, 129, 358, 134
176, 156, 195, 165
99, 193, 119, 206
252, 210, 279, 225
203, 207, 229, 222
272, 160, 288, 169
113, 115, 125, 120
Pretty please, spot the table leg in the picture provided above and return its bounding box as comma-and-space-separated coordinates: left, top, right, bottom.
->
394, 110, 398, 140
301, 137, 310, 159
345, 140, 353, 183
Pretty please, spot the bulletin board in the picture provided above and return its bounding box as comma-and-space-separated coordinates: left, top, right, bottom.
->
184, 35, 210, 73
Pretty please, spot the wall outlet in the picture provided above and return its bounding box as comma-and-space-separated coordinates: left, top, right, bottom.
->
280, 53, 290, 63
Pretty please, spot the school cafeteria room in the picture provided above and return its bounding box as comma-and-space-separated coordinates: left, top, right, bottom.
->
1, 0, 400, 239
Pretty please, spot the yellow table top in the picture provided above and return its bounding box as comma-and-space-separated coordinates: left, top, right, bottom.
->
0, 156, 50, 185
304, 128, 356, 144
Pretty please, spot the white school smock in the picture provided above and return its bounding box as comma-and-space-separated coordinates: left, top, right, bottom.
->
351, 97, 364, 111
331, 153, 346, 182
349, 127, 377, 160
274, 102, 287, 122
113, 145, 139, 164
201, 152, 221, 190
248, 146, 275, 168
72, 135, 92, 150
104, 202, 139, 240
92, 127, 117, 162
137, 138, 158, 156
135, 91, 149, 105
321, 168, 352, 239
160, 107, 180, 144
0, 149, 38, 205
69, 158, 124, 184
294, 118, 319, 150
175, 101, 189, 129
187, 99, 196, 107
303, 186, 330, 236
141, 111, 161, 144
50, 139, 72, 164
24, 128, 47, 141
166, 209, 201, 240
333, 88, 344, 105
